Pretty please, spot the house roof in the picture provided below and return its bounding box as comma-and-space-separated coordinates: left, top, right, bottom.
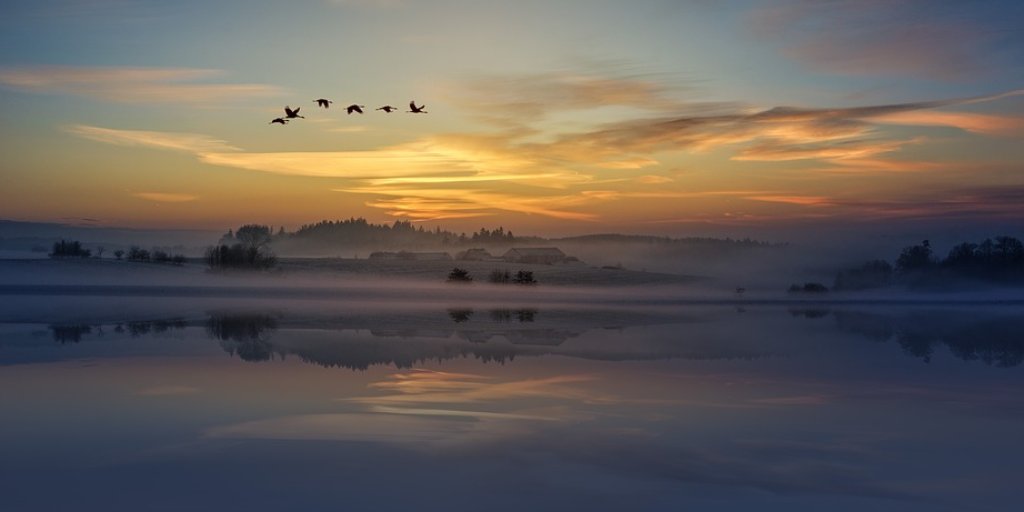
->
502, 247, 565, 257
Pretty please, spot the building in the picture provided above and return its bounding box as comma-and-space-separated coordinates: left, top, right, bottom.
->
501, 247, 567, 264
369, 251, 453, 261
456, 248, 494, 261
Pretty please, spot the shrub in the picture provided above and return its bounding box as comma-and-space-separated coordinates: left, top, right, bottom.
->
513, 270, 537, 285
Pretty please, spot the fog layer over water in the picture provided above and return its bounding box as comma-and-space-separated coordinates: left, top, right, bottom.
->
1, 287, 1023, 511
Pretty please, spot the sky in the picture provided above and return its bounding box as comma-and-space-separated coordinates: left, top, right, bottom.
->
1, 0, 1023, 238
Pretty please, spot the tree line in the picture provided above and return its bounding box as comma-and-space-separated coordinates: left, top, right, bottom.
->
49, 239, 186, 264
834, 236, 1024, 290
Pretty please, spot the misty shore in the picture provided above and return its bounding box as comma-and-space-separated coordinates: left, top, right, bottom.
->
3, 259, 1024, 310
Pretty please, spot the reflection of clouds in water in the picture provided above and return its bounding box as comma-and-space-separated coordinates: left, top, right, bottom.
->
206, 369, 599, 449
354, 369, 604, 405
204, 368, 911, 500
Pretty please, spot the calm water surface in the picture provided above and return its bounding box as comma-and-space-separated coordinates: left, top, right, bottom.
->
1, 295, 1022, 511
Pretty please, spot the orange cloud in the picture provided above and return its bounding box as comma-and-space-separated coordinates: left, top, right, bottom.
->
870, 111, 1024, 136
132, 192, 199, 203
745, 195, 834, 207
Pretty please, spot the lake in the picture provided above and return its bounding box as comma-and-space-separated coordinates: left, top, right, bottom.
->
1, 291, 1022, 511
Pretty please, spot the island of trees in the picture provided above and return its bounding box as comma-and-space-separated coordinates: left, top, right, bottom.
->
831, 236, 1024, 291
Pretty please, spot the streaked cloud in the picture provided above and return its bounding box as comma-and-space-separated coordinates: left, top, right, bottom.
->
65, 72, 1024, 224
871, 111, 1024, 136
453, 70, 692, 127
327, 125, 370, 133
745, 195, 834, 207
0, 66, 281, 105
65, 124, 241, 153
748, 1, 1022, 79
535, 90, 1021, 168
132, 192, 199, 203
340, 186, 601, 221
635, 175, 674, 185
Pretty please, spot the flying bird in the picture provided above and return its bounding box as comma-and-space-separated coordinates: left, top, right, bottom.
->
346, 104, 365, 114
376, 105, 397, 113
270, 117, 289, 125
314, 99, 333, 108
284, 106, 304, 119
408, 101, 427, 113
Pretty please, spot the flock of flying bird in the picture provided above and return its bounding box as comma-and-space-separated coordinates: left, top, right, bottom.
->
270, 99, 428, 125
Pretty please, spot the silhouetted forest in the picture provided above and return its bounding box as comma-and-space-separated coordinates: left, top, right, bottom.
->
834, 236, 1024, 290
210, 218, 777, 258
49, 239, 91, 259
258, 218, 535, 255
206, 224, 278, 270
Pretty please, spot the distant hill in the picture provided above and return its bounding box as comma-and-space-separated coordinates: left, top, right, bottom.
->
264, 218, 778, 259
552, 233, 780, 247
0, 220, 216, 256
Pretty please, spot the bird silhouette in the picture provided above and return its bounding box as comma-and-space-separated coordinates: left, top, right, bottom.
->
270, 117, 289, 125
314, 99, 333, 108
408, 101, 427, 113
346, 104, 365, 114
376, 105, 397, 113
284, 106, 304, 119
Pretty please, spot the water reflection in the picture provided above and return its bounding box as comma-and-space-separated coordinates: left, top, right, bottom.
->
49, 323, 93, 344
37, 308, 772, 370
4, 302, 1023, 511
826, 310, 1024, 367
38, 307, 1024, 368
206, 313, 279, 362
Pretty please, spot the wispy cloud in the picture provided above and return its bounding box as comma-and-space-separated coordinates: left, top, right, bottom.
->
132, 192, 199, 203
66, 73, 1024, 224
65, 124, 241, 153
327, 125, 370, 133
747, 1, 1022, 80
452, 70, 693, 127
0, 66, 281, 105
339, 187, 601, 221
745, 194, 834, 207
871, 111, 1024, 136
534, 90, 1022, 168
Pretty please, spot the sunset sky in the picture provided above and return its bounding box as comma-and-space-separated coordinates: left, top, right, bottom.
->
1, 0, 1023, 236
